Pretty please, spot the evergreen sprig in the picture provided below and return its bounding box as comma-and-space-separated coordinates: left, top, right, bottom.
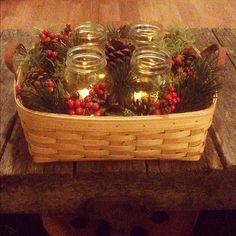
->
176, 54, 221, 112
156, 27, 195, 55
20, 79, 68, 113
108, 61, 137, 108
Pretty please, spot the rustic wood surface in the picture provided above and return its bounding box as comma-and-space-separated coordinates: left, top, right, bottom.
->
0, 28, 236, 213
1, 0, 236, 29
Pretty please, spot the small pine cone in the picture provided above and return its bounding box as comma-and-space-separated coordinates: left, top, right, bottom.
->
131, 97, 154, 115
105, 39, 135, 69
25, 67, 49, 83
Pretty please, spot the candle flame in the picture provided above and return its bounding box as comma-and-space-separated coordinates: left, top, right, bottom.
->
79, 88, 90, 98
134, 91, 147, 101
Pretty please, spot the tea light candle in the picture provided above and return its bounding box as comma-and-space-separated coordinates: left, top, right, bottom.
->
78, 88, 90, 99
134, 91, 148, 101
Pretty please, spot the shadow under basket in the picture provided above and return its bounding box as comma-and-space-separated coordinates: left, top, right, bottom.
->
15, 69, 216, 163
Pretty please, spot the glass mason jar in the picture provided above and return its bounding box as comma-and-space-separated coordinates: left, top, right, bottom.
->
129, 23, 163, 47
63, 46, 107, 96
131, 46, 170, 100
74, 22, 106, 47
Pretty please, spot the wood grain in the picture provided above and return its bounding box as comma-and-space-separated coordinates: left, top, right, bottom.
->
0, 0, 236, 29
188, 28, 236, 168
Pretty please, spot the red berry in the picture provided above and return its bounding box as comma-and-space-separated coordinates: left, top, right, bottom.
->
48, 87, 54, 93
67, 99, 74, 108
15, 85, 22, 95
85, 102, 93, 108
188, 71, 194, 78
45, 49, 52, 55
43, 28, 49, 35
48, 32, 55, 39
92, 103, 100, 111
80, 101, 86, 108
169, 85, 175, 92
176, 97, 181, 103
99, 82, 106, 90
164, 93, 172, 100
34, 80, 41, 88
153, 109, 161, 115
65, 95, 71, 100
75, 107, 83, 115
45, 37, 51, 42
94, 111, 101, 116
97, 89, 104, 96
74, 99, 81, 108
154, 101, 161, 109
174, 54, 183, 63
94, 84, 100, 92
51, 51, 58, 59
183, 47, 191, 55
89, 89, 95, 96
46, 79, 54, 88
171, 104, 176, 111
84, 96, 91, 103
172, 98, 177, 104
171, 92, 177, 98
68, 109, 75, 115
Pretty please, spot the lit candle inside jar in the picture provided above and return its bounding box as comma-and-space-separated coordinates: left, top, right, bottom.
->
134, 91, 148, 101
78, 88, 90, 99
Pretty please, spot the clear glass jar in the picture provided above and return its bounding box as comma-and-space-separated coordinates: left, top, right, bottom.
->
129, 23, 163, 47
74, 22, 106, 47
63, 46, 107, 96
131, 46, 170, 100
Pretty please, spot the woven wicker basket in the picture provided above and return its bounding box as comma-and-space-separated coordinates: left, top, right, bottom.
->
5, 43, 226, 163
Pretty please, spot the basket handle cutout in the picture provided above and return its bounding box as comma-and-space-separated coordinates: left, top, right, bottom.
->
4, 42, 26, 80
200, 44, 227, 69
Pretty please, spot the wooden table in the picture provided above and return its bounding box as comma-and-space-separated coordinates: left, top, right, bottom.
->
0, 29, 236, 213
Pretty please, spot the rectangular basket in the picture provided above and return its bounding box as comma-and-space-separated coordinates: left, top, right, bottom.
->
15, 68, 216, 163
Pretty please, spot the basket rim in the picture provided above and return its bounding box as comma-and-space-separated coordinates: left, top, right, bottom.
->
15, 67, 217, 121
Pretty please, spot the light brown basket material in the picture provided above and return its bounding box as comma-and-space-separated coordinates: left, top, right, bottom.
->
6, 42, 226, 163
14, 68, 216, 163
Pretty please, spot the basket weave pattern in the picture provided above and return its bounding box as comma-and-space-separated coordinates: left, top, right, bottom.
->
17, 92, 215, 163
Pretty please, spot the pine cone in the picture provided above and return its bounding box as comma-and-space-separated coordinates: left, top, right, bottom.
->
131, 97, 155, 115
25, 67, 49, 83
24, 67, 49, 85
105, 39, 135, 69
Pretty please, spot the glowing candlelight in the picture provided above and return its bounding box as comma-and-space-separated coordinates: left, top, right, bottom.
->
79, 88, 90, 98
134, 91, 148, 101
98, 73, 106, 79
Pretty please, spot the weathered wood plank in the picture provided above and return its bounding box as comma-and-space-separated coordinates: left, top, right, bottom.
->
212, 28, 236, 67
75, 160, 147, 178
1, 169, 236, 213
0, 30, 36, 156
189, 29, 236, 168
0, 30, 74, 176
0, 118, 43, 175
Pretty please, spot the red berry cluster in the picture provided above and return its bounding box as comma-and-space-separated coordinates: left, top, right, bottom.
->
66, 96, 101, 116
39, 28, 58, 44
153, 85, 181, 115
59, 24, 72, 42
171, 47, 196, 79
89, 82, 107, 100
46, 79, 55, 93
45, 49, 58, 59
15, 85, 22, 96
66, 82, 107, 116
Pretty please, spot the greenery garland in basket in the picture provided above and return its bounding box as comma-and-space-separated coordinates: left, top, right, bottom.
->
15, 23, 222, 116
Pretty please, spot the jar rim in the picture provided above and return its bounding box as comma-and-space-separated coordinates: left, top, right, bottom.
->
74, 21, 106, 44
66, 46, 107, 74
131, 46, 170, 75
